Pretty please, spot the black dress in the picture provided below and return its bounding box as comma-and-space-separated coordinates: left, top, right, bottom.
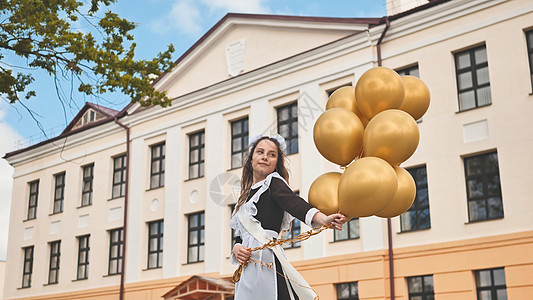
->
235, 177, 316, 299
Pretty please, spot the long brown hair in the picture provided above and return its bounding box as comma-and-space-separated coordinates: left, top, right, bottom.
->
234, 136, 289, 213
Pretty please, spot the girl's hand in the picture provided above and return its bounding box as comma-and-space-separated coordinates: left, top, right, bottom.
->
313, 212, 348, 230
233, 244, 251, 264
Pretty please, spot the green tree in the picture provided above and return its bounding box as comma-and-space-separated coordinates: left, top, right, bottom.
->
0, 0, 175, 107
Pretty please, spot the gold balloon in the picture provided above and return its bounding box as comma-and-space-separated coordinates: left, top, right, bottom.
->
399, 76, 430, 120
363, 109, 420, 166
326, 86, 369, 127
376, 166, 416, 218
338, 157, 398, 218
313, 108, 364, 166
355, 67, 405, 120
308, 172, 342, 216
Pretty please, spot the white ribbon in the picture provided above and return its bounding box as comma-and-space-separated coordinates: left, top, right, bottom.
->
249, 134, 287, 153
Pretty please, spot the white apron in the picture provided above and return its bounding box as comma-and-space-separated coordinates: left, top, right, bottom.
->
230, 173, 318, 300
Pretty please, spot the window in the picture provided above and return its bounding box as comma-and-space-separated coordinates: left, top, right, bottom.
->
150, 143, 165, 188
401, 166, 431, 231
27, 180, 39, 220
281, 219, 301, 249
77, 235, 90, 280
337, 282, 358, 300
465, 152, 503, 222
81, 109, 96, 125
526, 29, 533, 90
277, 102, 298, 155
147, 220, 163, 269
21, 246, 34, 288
475, 268, 507, 300
81, 164, 93, 206
397, 64, 420, 77
334, 218, 359, 241
327, 84, 352, 97
231, 118, 249, 169
407, 275, 434, 300
108, 228, 123, 275
188, 131, 205, 179
48, 241, 61, 284
53, 173, 65, 213
112, 155, 127, 198
187, 212, 205, 263
454, 45, 491, 111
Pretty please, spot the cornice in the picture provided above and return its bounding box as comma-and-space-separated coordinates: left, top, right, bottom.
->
7, 122, 125, 170
382, 0, 509, 42
126, 32, 373, 129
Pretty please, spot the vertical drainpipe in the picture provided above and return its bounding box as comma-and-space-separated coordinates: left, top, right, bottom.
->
114, 117, 130, 300
376, 17, 396, 300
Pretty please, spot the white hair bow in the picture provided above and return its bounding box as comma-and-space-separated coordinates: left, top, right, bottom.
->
248, 134, 287, 153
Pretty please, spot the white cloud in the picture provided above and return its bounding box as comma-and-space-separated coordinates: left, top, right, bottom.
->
0, 104, 22, 261
151, 0, 204, 36
151, 0, 270, 37
199, 0, 270, 13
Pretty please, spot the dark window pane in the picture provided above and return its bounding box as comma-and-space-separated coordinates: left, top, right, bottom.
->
493, 268, 506, 285
465, 152, 503, 222
455, 45, 491, 111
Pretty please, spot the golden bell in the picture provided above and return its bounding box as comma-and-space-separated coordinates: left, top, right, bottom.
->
355, 67, 405, 120
363, 109, 419, 166
313, 108, 364, 166
376, 166, 416, 218
399, 76, 430, 120
338, 157, 398, 218
308, 172, 342, 216
326, 86, 369, 127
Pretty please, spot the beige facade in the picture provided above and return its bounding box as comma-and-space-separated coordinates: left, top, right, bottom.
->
0, 260, 5, 300
3, 0, 533, 299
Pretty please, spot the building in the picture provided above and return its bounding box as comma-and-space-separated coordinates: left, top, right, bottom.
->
3, 0, 533, 299
0, 260, 5, 300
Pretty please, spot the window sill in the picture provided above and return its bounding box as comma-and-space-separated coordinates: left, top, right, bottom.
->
397, 227, 431, 234
455, 103, 492, 114
142, 267, 162, 271
108, 196, 125, 201
282, 246, 301, 250
146, 185, 164, 192
103, 273, 121, 277
43, 282, 58, 286
49, 212, 63, 216
72, 278, 88, 282
184, 176, 204, 182
77, 205, 92, 209
23, 218, 36, 222
182, 260, 204, 265
465, 216, 504, 224
330, 237, 360, 243
17, 286, 31, 290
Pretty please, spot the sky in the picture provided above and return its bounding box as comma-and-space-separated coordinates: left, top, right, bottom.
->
0, 0, 387, 260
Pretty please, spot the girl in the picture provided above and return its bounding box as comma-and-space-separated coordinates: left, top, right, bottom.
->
230, 134, 347, 300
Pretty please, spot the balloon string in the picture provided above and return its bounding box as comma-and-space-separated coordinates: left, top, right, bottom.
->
232, 224, 332, 284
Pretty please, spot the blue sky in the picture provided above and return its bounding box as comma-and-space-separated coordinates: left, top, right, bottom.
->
0, 0, 386, 260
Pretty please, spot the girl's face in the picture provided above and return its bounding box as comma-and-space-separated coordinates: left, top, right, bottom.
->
251, 139, 279, 182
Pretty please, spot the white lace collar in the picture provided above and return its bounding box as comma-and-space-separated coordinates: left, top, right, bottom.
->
251, 178, 266, 189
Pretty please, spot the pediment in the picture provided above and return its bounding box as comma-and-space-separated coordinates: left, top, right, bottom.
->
162, 275, 234, 300
62, 103, 120, 135
154, 13, 378, 99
